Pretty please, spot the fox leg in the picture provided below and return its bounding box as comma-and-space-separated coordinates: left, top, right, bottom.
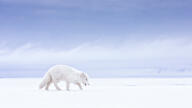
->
53, 80, 61, 91
66, 82, 70, 91
45, 80, 52, 90
76, 82, 82, 90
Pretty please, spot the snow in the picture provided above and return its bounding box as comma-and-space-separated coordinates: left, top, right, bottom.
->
0, 78, 192, 108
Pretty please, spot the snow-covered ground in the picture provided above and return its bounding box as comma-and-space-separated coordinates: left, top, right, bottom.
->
0, 78, 192, 108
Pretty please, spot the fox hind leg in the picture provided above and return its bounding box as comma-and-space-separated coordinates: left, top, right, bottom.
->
53, 81, 61, 91
66, 82, 70, 91
45, 80, 52, 90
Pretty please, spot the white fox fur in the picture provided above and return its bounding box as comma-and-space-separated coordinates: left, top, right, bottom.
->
39, 65, 89, 91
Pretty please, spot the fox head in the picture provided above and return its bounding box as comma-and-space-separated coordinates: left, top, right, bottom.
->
80, 73, 90, 86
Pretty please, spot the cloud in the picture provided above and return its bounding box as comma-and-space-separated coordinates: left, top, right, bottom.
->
0, 37, 192, 66
1, 0, 190, 11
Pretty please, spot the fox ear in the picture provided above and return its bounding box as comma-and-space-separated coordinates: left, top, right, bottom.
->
80, 73, 85, 78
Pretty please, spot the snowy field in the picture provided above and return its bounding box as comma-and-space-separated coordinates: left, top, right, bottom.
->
0, 78, 192, 108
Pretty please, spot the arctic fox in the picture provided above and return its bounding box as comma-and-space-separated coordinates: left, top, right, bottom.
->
39, 65, 89, 91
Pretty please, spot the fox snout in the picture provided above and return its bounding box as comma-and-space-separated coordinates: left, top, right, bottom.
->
84, 82, 90, 86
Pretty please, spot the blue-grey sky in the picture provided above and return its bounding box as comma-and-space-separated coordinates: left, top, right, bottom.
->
0, 0, 192, 77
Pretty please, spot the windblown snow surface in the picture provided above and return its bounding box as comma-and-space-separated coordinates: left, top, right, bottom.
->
0, 78, 192, 108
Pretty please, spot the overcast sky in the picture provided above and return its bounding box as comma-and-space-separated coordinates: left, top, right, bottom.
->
0, 0, 192, 77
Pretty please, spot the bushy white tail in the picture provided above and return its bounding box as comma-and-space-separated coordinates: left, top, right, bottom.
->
39, 73, 51, 89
